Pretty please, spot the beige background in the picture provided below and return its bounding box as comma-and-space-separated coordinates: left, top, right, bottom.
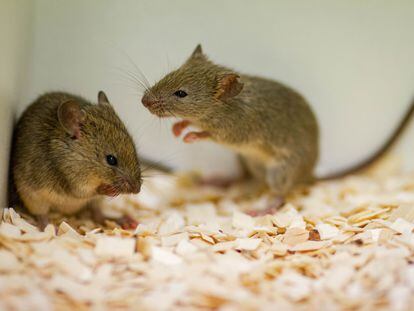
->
0, 0, 33, 206
2, 0, 414, 205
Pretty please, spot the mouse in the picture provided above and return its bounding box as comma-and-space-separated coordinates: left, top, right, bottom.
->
141, 44, 414, 213
11, 91, 142, 229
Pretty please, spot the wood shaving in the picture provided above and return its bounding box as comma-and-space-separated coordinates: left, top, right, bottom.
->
315, 223, 339, 240
2, 169, 414, 310
282, 227, 309, 245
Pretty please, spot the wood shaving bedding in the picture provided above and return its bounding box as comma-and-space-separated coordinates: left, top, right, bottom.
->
1, 170, 414, 310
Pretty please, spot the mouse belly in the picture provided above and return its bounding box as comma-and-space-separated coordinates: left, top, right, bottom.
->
20, 188, 91, 216
229, 142, 288, 166
231, 143, 310, 195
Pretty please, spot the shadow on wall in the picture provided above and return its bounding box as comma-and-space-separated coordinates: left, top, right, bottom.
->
0, 0, 34, 207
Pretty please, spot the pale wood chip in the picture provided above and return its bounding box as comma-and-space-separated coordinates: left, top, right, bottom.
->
151, 246, 183, 265
161, 232, 189, 247
0, 250, 20, 272
235, 238, 262, 251
390, 218, 414, 234
289, 240, 331, 252
232, 211, 255, 229
3, 167, 414, 310
137, 236, 153, 259
186, 203, 217, 225
50, 275, 100, 302
135, 221, 159, 236
211, 241, 237, 252
272, 212, 292, 228
158, 212, 185, 236
9, 209, 38, 233
347, 208, 389, 224
315, 223, 339, 240
51, 249, 93, 281
0, 223, 21, 238
270, 240, 288, 256
95, 236, 136, 257
389, 204, 414, 222
58, 221, 80, 238
176, 239, 198, 255
282, 227, 309, 245
200, 233, 215, 244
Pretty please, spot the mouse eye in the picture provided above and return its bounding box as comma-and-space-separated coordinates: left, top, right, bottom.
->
174, 90, 187, 98
106, 155, 118, 166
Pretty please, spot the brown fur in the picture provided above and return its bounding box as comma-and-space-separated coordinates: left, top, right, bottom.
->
142, 45, 414, 197
12, 91, 142, 216
142, 45, 318, 196
142, 45, 414, 195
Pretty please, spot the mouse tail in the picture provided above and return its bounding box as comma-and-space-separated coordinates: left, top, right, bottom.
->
318, 100, 414, 181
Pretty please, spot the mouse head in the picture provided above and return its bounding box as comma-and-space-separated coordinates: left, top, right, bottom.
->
141, 44, 243, 121
57, 91, 142, 198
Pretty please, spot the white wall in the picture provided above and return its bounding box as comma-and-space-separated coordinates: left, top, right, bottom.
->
0, 0, 33, 207
23, 0, 414, 178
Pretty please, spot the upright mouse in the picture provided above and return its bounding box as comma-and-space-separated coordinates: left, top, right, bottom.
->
11, 91, 142, 229
141, 45, 414, 210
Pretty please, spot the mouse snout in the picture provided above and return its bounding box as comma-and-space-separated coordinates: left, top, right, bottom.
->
141, 94, 161, 109
129, 181, 141, 194
121, 177, 141, 194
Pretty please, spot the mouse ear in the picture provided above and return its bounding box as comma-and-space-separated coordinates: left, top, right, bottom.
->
97, 91, 112, 107
215, 74, 244, 101
191, 44, 203, 57
57, 100, 85, 139
188, 44, 206, 61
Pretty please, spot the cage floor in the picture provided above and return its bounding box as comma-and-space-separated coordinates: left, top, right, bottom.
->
1, 167, 414, 310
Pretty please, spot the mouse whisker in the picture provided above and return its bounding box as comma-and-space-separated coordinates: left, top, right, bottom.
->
112, 71, 144, 86
120, 50, 152, 87
122, 68, 149, 88
112, 81, 146, 94
116, 68, 150, 93
141, 171, 171, 179
117, 48, 152, 87
115, 68, 149, 94
121, 66, 157, 99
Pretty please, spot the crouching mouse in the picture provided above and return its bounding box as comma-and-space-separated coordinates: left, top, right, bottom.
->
11, 91, 142, 229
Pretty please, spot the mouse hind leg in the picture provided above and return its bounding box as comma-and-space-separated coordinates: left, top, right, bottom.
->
17, 188, 52, 230
239, 156, 284, 216
246, 157, 300, 217
89, 199, 138, 230
197, 155, 260, 189
266, 161, 296, 198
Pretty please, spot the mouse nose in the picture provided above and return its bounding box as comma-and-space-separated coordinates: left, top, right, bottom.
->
129, 182, 141, 194
141, 94, 155, 108
124, 178, 141, 194
117, 175, 141, 195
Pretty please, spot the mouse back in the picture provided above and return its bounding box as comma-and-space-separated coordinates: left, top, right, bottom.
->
13, 91, 142, 201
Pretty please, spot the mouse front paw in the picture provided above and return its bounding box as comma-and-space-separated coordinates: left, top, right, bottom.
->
115, 215, 139, 230
172, 120, 191, 137
36, 214, 49, 231
183, 131, 211, 143
246, 196, 285, 217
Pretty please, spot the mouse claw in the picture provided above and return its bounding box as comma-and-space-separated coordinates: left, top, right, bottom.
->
116, 215, 139, 230
172, 120, 191, 137
183, 131, 210, 143
36, 215, 49, 231
246, 196, 285, 217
